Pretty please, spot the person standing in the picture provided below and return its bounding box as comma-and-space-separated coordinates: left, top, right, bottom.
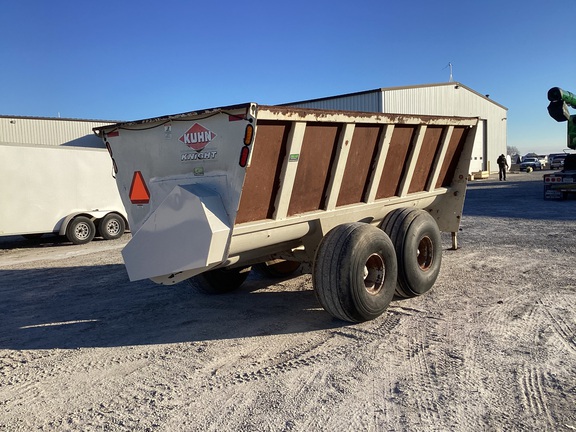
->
497, 154, 509, 181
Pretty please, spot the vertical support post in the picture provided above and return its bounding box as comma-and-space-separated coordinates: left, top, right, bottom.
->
273, 121, 307, 220
366, 124, 394, 203
325, 124, 356, 211
451, 231, 458, 250
426, 125, 454, 192
398, 125, 426, 197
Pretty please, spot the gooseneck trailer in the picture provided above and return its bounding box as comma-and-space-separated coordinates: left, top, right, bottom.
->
96, 104, 478, 322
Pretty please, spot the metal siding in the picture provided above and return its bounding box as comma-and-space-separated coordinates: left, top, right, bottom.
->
285, 91, 382, 112
0, 117, 115, 147
286, 84, 507, 173
383, 85, 507, 172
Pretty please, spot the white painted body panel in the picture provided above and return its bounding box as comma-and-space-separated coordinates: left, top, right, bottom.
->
0, 143, 127, 236
123, 184, 231, 282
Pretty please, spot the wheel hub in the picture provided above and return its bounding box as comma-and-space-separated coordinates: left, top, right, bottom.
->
417, 236, 434, 270
107, 220, 120, 235
364, 253, 385, 295
75, 223, 90, 240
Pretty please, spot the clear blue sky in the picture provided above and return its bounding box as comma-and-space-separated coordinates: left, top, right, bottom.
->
1, 0, 575, 154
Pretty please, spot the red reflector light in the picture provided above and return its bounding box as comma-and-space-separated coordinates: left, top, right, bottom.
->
239, 146, 250, 167
129, 171, 150, 204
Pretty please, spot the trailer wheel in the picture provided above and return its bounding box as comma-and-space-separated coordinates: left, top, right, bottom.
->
381, 209, 442, 298
255, 260, 302, 278
312, 223, 397, 323
66, 216, 96, 245
191, 266, 252, 294
99, 213, 126, 240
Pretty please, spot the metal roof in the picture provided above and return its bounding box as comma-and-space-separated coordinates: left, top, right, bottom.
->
282, 82, 508, 111
0, 114, 121, 123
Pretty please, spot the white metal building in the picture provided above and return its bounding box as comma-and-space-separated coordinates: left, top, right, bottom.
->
0, 115, 116, 147
283, 82, 508, 173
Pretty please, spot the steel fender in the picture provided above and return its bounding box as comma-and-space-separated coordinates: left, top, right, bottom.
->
122, 184, 231, 282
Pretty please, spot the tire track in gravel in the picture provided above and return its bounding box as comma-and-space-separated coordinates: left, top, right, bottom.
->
539, 300, 576, 354
204, 313, 402, 391
379, 298, 486, 432
406, 328, 443, 427
206, 333, 358, 390
373, 308, 451, 430
517, 364, 555, 428
0, 350, 55, 379
0, 348, 159, 428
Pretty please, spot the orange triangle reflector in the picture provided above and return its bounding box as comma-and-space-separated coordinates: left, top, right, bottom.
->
129, 171, 150, 204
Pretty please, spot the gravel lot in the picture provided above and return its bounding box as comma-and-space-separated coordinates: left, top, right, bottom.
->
0, 171, 575, 431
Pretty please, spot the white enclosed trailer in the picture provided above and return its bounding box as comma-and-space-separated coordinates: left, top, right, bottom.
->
96, 104, 478, 322
0, 142, 127, 244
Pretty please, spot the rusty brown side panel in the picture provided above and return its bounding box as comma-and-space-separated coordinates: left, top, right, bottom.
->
236, 121, 289, 224
376, 126, 415, 199
237, 119, 471, 224
408, 126, 444, 194
436, 126, 468, 188
336, 125, 382, 207
287, 124, 341, 216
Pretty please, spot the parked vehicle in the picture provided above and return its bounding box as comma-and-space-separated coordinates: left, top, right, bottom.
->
537, 155, 548, 168
95, 104, 478, 322
544, 154, 576, 199
0, 143, 128, 244
550, 154, 567, 170
520, 157, 542, 171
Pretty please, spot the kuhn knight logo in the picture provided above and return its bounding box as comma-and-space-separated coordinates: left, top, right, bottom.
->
179, 123, 216, 151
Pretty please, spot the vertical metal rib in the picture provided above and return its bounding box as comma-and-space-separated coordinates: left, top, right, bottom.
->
398, 125, 427, 197
273, 121, 307, 220
325, 124, 356, 211
426, 125, 454, 192
365, 124, 394, 203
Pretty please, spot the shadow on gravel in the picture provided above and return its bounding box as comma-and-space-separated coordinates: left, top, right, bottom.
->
0, 265, 346, 350
463, 174, 576, 221
6, 174, 565, 351
0, 234, 124, 250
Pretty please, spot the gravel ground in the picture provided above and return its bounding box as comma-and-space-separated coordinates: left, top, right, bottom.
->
0, 171, 575, 431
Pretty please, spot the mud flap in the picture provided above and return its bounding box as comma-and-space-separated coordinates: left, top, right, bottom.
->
122, 184, 231, 282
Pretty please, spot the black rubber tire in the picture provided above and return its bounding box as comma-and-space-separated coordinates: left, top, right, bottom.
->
255, 260, 302, 278
99, 213, 126, 240
381, 208, 442, 298
66, 216, 96, 245
190, 266, 252, 294
312, 222, 398, 323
